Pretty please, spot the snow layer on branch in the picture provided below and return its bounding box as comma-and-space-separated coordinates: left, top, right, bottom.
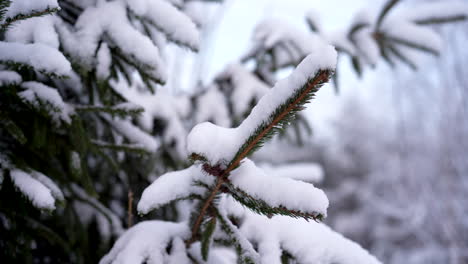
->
110, 78, 189, 158
59, 1, 166, 82
187, 48, 336, 165
252, 18, 330, 67
393, 1, 468, 24
96, 43, 111, 80
242, 213, 382, 264
0, 70, 21, 85
188, 243, 238, 264
260, 162, 324, 183
10, 169, 56, 210
19, 81, 72, 124
382, 20, 442, 54
229, 159, 328, 217
2, 0, 59, 22
5, 16, 59, 48
219, 63, 269, 117
138, 165, 215, 214
99, 221, 190, 264
327, 30, 356, 55
221, 196, 381, 264
71, 184, 124, 237
31, 171, 64, 202
0, 42, 71, 77
194, 85, 230, 128
109, 117, 160, 153
353, 28, 380, 66
305, 9, 323, 33
125, 0, 199, 50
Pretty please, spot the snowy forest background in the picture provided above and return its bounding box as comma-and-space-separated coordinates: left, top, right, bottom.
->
1, 0, 467, 263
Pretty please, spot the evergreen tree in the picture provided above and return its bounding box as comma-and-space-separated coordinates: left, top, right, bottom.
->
0, 0, 466, 263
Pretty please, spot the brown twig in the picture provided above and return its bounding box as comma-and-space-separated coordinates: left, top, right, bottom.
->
186, 71, 331, 245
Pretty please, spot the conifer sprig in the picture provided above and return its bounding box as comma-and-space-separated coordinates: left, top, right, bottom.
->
0, 4, 60, 31
187, 68, 333, 246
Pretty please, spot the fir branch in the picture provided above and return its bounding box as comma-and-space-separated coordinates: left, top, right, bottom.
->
0, 0, 11, 22
201, 216, 217, 261
0, 112, 27, 144
385, 36, 440, 55
74, 103, 144, 118
215, 207, 258, 264
414, 15, 467, 25
348, 22, 370, 39
129, 10, 199, 52
1, 6, 60, 31
228, 69, 332, 170
90, 140, 150, 155
0, 60, 69, 79
376, 0, 401, 29
226, 183, 324, 222
188, 69, 333, 245
387, 44, 418, 70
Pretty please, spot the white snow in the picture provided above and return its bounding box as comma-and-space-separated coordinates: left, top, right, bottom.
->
305, 9, 323, 33
0, 42, 71, 77
5, 16, 59, 48
71, 151, 81, 171
110, 77, 189, 158
393, 1, 468, 24
220, 195, 381, 264
109, 117, 161, 153
187, 48, 337, 165
229, 159, 328, 217
19, 81, 72, 124
2, 0, 59, 22
252, 18, 330, 67
194, 85, 231, 128
260, 162, 324, 183
219, 63, 269, 117
10, 169, 56, 210
382, 19, 442, 55
353, 27, 380, 66
96, 42, 111, 80
31, 170, 64, 202
58, 1, 167, 82
99, 220, 190, 264
125, 0, 200, 51
137, 165, 215, 215
71, 184, 124, 236
0, 70, 21, 85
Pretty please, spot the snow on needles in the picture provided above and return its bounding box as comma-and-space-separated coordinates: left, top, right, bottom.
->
229, 159, 329, 217
2, 0, 59, 23
0, 70, 21, 85
187, 47, 337, 165
125, 0, 200, 51
99, 221, 190, 264
0, 42, 71, 77
19, 81, 72, 124
10, 169, 57, 210
221, 196, 382, 264
137, 165, 214, 215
